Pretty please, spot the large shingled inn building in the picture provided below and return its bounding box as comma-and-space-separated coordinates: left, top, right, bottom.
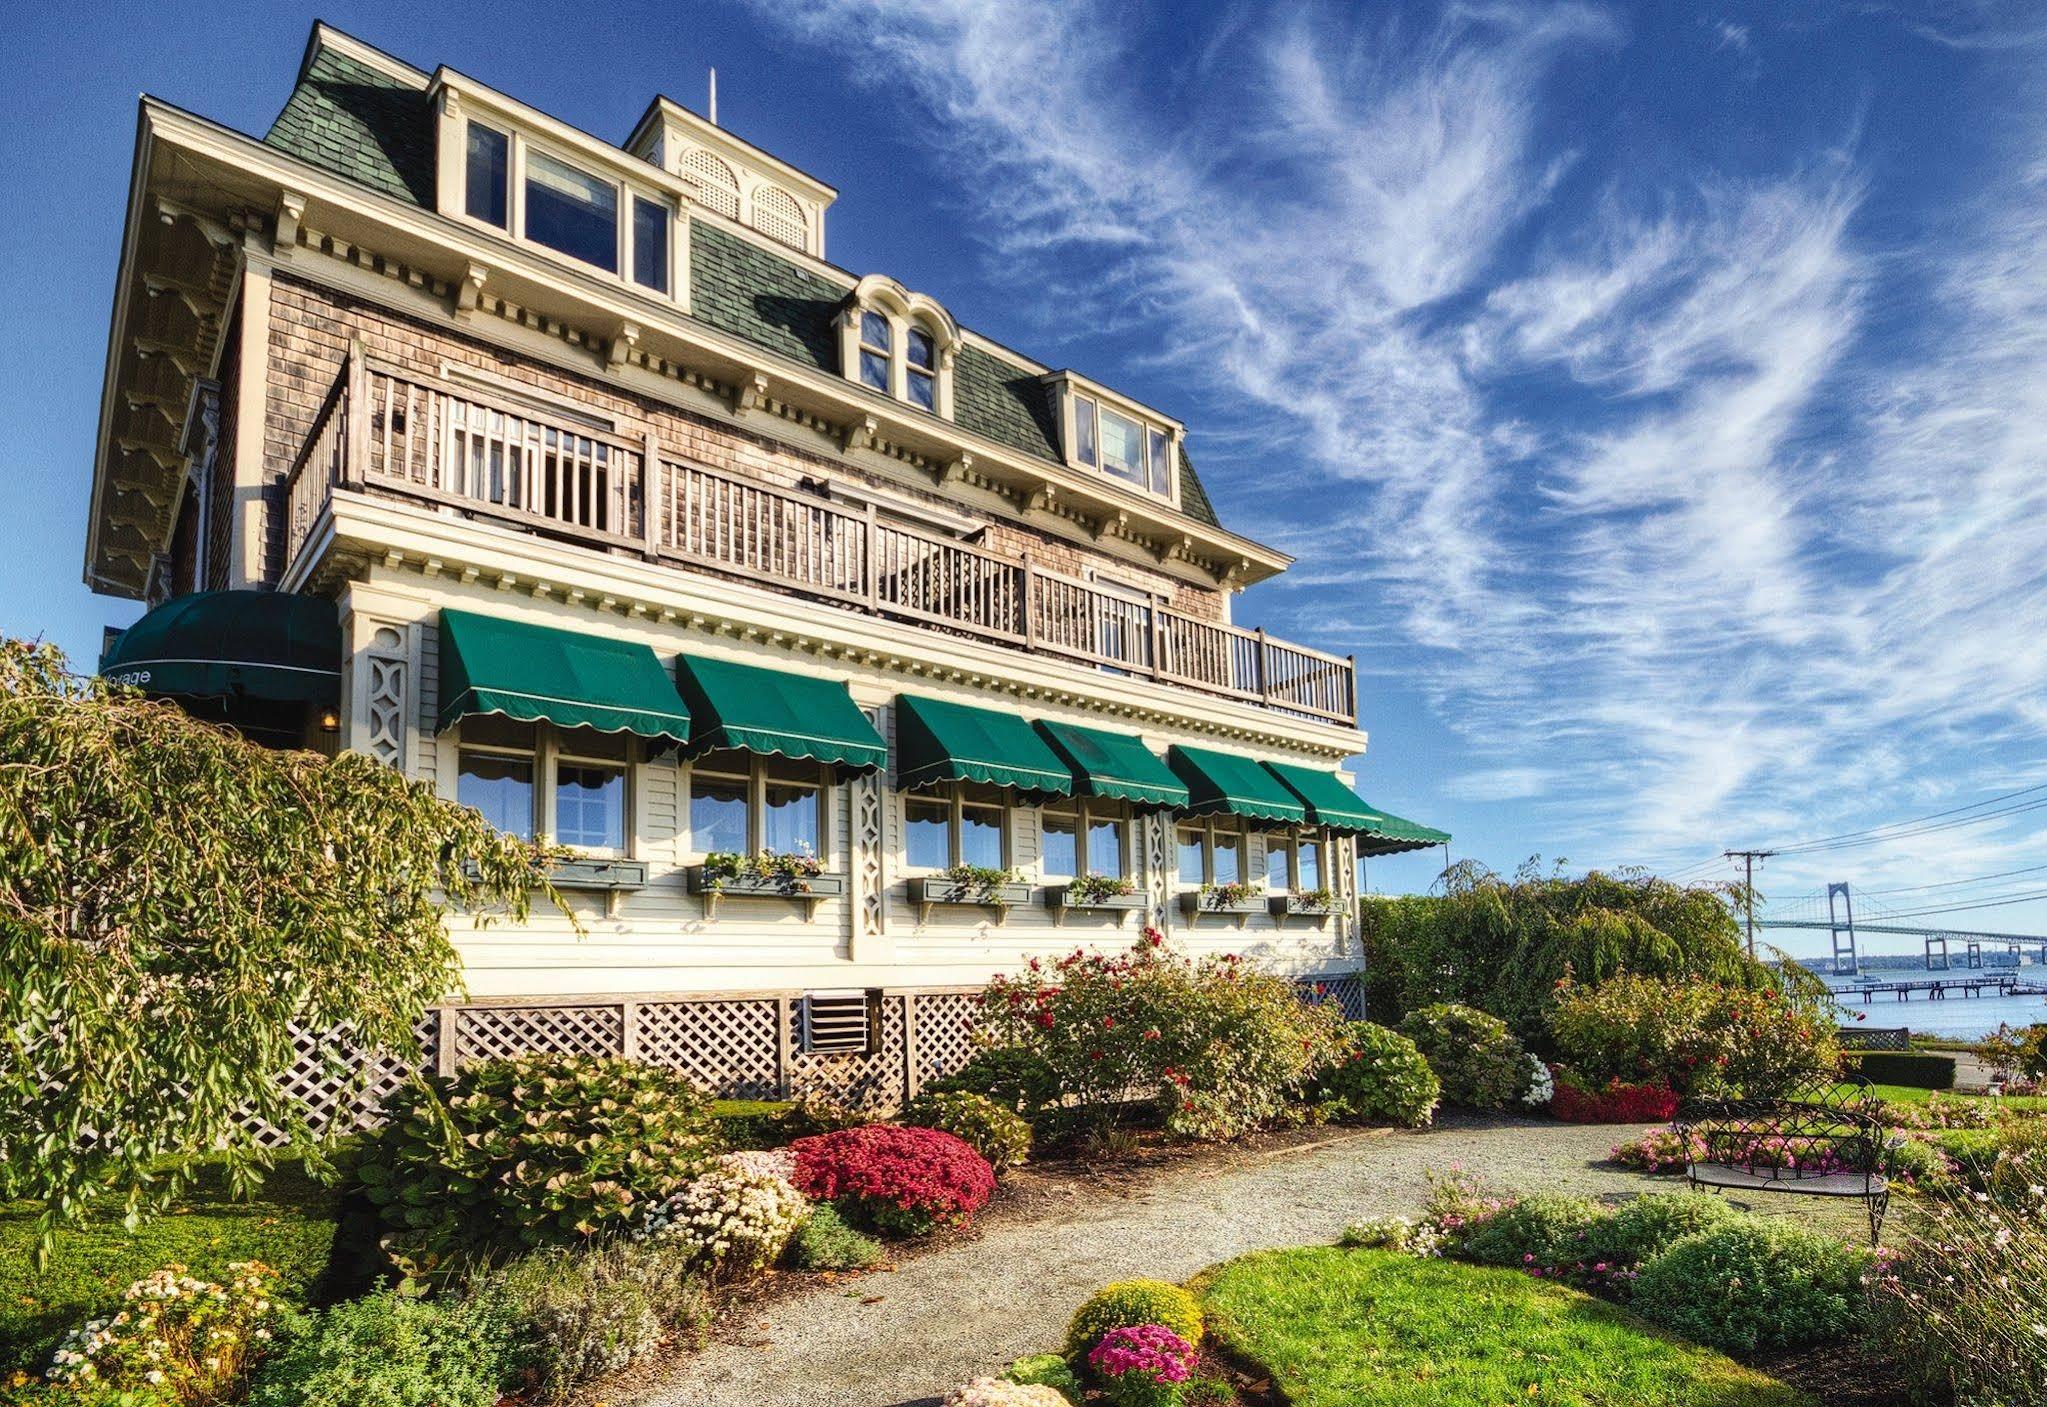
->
84, 23, 1447, 1114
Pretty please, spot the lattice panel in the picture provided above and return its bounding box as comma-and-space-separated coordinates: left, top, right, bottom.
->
637, 998, 781, 1099
244, 1017, 436, 1148
911, 991, 980, 1090
787, 994, 908, 1112
453, 1004, 625, 1066
1296, 973, 1365, 1022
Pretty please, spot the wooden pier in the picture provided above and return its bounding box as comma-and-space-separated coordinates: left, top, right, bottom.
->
1848, 977, 2047, 1002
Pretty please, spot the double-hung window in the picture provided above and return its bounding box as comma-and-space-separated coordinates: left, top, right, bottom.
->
688, 750, 828, 861
1177, 818, 1245, 887
1042, 799, 1131, 881
858, 312, 893, 393
456, 717, 630, 856
906, 328, 937, 410
1265, 830, 1325, 893
904, 785, 1008, 871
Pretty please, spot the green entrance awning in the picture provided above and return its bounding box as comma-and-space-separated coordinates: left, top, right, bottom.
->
1034, 720, 1190, 812
99, 590, 340, 704
436, 609, 690, 745
1166, 745, 1308, 825
675, 654, 886, 772
895, 695, 1073, 799
1265, 761, 1450, 855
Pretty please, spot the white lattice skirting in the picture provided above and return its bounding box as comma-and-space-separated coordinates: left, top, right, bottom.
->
258, 972, 1365, 1138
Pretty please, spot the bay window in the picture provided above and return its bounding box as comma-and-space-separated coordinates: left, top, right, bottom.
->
687, 750, 828, 861
903, 785, 1008, 870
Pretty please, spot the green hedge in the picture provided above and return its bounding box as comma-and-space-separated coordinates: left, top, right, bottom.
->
1848, 1050, 1957, 1089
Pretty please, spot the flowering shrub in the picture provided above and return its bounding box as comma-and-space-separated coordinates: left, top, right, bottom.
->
1609, 1128, 1702, 1174
1631, 1219, 1871, 1354
1549, 974, 1837, 1099
1870, 1182, 2047, 1404
790, 1126, 994, 1237
942, 1379, 1073, 1407
1457, 1193, 1604, 1275
45, 1261, 278, 1403
472, 1239, 707, 1400
1066, 1280, 1204, 1359
923, 1048, 1063, 1123
356, 1054, 718, 1271
1315, 1021, 1440, 1128
1521, 1055, 1554, 1108
1417, 1168, 1513, 1247
902, 1090, 1033, 1173
1339, 1215, 1445, 1257
639, 1160, 809, 1277
1548, 1067, 1679, 1123
1396, 1004, 1528, 1109
1087, 1324, 1197, 1406
977, 933, 1347, 1139
245, 1288, 515, 1407
1001, 1353, 1082, 1399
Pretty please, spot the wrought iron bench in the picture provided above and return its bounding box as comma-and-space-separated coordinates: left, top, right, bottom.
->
1675, 1085, 1891, 1240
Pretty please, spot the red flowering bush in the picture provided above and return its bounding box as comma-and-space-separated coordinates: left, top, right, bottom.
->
789, 1125, 994, 1237
975, 931, 1347, 1139
1549, 1066, 1679, 1123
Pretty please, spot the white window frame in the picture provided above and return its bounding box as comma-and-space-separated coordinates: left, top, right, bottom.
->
456, 721, 637, 859
685, 753, 833, 864
1264, 827, 1329, 895
1051, 375, 1183, 508
1041, 797, 1133, 882
901, 784, 1010, 872
1176, 816, 1247, 888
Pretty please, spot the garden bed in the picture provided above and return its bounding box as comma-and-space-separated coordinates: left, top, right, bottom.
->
1197, 1248, 1811, 1407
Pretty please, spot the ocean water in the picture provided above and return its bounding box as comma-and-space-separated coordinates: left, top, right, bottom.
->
1823, 974, 2047, 1040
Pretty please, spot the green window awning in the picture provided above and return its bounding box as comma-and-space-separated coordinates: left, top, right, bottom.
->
1033, 719, 1190, 812
436, 609, 691, 746
675, 654, 887, 772
99, 590, 340, 704
1265, 760, 1450, 855
895, 695, 1074, 800
1166, 745, 1308, 825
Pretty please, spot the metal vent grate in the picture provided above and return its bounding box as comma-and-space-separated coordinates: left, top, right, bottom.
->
801, 990, 874, 1055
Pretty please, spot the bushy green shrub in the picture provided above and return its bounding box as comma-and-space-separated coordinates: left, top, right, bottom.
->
924, 1048, 1063, 1122
1065, 1279, 1204, 1359
1396, 1004, 1527, 1109
903, 1090, 1034, 1173
1847, 1050, 1957, 1090
470, 1240, 706, 1402
786, 1203, 883, 1271
978, 937, 1348, 1139
1316, 1022, 1440, 1127
713, 1099, 794, 1150
354, 1054, 718, 1273
1631, 1220, 1871, 1354
1550, 974, 1838, 1099
1583, 1193, 1740, 1268
245, 1289, 515, 1407
1455, 1194, 1604, 1271
1003, 1352, 1083, 1401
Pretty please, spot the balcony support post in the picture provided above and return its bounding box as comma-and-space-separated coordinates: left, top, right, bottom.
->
641, 429, 662, 562
341, 340, 367, 491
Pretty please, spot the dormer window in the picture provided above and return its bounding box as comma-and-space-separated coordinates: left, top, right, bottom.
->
526, 151, 618, 272
466, 122, 509, 227
839, 275, 959, 420
1051, 375, 1181, 504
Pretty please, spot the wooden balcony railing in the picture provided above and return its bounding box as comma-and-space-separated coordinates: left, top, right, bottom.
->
284, 353, 1357, 725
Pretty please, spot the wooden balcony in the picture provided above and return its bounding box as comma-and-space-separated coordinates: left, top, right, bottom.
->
285, 352, 1357, 726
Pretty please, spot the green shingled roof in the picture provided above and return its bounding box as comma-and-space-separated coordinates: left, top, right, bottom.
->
264, 46, 434, 207
258, 36, 1225, 531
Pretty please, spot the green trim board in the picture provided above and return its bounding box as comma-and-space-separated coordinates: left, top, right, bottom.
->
99, 590, 341, 705
1033, 719, 1189, 812
435, 609, 691, 745
674, 653, 886, 772
1166, 745, 1308, 825
894, 694, 1074, 800
1264, 761, 1450, 854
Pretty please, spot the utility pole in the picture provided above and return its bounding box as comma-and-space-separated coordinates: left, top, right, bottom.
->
1724, 849, 1778, 959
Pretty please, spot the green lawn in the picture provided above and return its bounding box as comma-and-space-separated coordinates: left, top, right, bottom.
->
0, 1159, 341, 1376
1840, 1080, 2045, 1110
1198, 1248, 1811, 1407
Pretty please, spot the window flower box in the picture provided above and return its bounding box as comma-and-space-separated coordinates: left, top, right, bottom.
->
1270, 890, 1342, 927
688, 852, 844, 919
1179, 883, 1266, 929
463, 855, 648, 892
911, 869, 1031, 925
1046, 883, 1148, 927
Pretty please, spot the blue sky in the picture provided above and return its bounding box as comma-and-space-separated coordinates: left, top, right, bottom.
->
5, 1, 2047, 954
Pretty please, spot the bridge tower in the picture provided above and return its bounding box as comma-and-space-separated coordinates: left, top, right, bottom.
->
1828, 882, 1857, 975
1925, 932, 1951, 970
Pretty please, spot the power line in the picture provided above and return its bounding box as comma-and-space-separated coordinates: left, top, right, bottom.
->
1868, 888, 2047, 922
1767, 783, 2047, 856
1852, 861, 2047, 897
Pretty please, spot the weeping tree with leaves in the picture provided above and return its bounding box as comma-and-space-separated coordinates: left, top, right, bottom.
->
0, 638, 560, 1240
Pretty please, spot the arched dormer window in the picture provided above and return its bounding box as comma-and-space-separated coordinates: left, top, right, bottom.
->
681, 148, 740, 220
839, 275, 959, 420
750, 184, 807, 250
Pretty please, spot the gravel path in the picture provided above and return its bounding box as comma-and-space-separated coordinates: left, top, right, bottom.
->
628, 1116, 1656, 1407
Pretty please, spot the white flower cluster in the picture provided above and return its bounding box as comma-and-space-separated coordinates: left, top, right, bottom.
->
942, 1378, 1073, 1407
639, 1159, 808, 1275
716, 1147, 800, 1189
1521, 1056, 1554, 1108
1342, 1214, 1445, 1258
47, 1261, 275, 1389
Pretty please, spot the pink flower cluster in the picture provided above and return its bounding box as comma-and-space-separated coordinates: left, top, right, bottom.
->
1087, 1323, 1196, 1387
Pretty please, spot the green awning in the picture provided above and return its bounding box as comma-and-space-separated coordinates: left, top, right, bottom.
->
895, 695, 1073, 799
435, 609, 690, 745
1034, 720, 1190, 812
675, 654, 886, 772
99, 590, 340, 704
1265, 760, 1450, 855
1166, 745, 1308, 825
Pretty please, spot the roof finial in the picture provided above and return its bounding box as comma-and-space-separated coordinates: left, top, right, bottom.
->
708, 67, 718, 126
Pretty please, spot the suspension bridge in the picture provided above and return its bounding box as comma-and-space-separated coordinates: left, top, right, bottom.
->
1756, 881, 2047, 980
